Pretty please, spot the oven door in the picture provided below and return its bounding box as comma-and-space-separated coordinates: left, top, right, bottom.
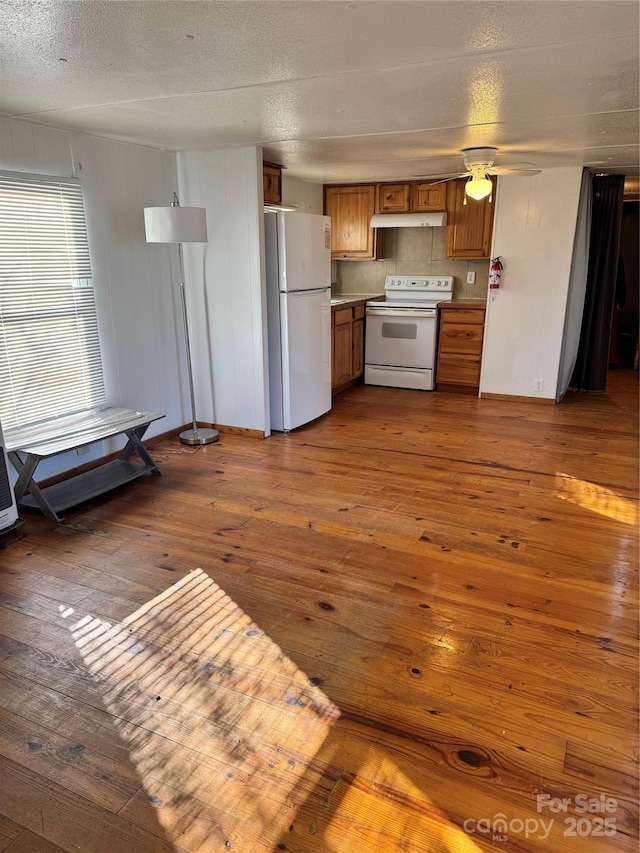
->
365, 306, 437, 369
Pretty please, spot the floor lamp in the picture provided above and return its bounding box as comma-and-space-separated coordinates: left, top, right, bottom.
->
144, 193, 219, 446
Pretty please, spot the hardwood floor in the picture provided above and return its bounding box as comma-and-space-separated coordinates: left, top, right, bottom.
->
0, 372, 637, 853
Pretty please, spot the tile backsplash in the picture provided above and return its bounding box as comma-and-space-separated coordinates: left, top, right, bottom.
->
332, 226, 489, 299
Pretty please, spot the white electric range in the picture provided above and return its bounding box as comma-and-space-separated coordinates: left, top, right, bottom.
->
364, 275, 453, 390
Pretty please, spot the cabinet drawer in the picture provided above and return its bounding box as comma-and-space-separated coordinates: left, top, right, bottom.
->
437, 353, 482, 385
441, 308, 485, 325
333, 307, 353, 326
353, 304, 365, 320
439, 323, 484, 354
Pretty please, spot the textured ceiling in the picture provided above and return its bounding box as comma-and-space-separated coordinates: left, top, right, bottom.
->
1, 1, 638, 183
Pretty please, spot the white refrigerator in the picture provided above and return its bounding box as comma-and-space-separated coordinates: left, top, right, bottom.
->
264, 211, 332, 432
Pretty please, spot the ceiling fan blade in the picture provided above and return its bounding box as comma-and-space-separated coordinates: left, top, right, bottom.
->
410, 172, 465, 182
499, 161, 539, 170
489, 167, 541, 176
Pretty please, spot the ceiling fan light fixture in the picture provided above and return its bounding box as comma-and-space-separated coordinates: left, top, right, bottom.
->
465, 176, 493, 201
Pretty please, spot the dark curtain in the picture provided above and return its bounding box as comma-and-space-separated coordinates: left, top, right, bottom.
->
571, 174, 625, 391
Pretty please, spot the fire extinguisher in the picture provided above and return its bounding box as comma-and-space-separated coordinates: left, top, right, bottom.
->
489, 256, 503, 289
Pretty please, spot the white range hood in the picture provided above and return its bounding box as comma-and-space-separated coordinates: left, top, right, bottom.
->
370, 212, 447, 228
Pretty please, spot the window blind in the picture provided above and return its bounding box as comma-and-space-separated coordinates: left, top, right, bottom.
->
0, 172, 106, 430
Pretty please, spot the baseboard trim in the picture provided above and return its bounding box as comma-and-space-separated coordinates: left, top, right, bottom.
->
480, 392, 556, 405
436, 383, 479, 395
209, 424, 265, 439
332, 377, 361, 396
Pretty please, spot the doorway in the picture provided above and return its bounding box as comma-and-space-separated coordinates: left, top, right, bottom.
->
609, 200, 639, 371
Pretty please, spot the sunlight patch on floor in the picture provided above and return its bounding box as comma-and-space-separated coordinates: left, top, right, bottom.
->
68, 568, 340, 851
554, 473, 638, 526
324, 751, 484, 852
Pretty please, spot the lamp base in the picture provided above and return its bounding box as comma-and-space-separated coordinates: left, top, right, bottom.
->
179, 427, 220, 446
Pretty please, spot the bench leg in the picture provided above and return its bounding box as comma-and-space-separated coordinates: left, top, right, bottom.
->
119, 425, 162, 474
8, 451, 62, 523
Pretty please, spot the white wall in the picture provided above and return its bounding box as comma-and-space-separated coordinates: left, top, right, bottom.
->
480, 168, 583, 400
281, 174, 323, 214
177, 147, 269, 434
0, 117, 185, 478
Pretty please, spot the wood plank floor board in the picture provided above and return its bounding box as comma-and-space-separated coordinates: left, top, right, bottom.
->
0, 815, 23, 853
117, 782, 279, 853
322, 734, 636, 853
0, 608, 93, 671
279, 638, 635, 762
3, 831, 68, 853
0, 631, 122, 721
0, 756, 176, 853
13, 547, 167, 603
0, 564, 98, 609
1, 373, 637, 852
0, 667, 138, 766
0, 705, 139, 813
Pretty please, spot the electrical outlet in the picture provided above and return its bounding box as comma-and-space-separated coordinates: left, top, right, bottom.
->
535, 380, 544, 392
466, 271, 476, 284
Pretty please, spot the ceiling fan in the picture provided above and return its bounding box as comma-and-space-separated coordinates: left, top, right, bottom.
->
414, 147, 541, 201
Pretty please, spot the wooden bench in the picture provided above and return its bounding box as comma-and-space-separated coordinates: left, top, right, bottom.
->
5, 408, 164, 522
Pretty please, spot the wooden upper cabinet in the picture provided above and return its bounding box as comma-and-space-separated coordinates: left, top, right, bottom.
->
324, 185, 384, 260
263, 162, 282, 205
375, 181, 446, 213
324, 180, 448, 259
412, 182, 447, 212
445, 177, 496, 259
376, 183, 411, 213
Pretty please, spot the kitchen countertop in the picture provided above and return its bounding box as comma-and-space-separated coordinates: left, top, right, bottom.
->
331, 292, 384, 308
438, 299, 487, 308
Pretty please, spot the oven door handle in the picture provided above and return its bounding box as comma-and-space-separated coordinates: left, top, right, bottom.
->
366, 307, 436, 317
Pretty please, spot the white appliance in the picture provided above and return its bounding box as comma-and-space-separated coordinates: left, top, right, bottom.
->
0, 420, 19, 531
365, 275, 453, 390
264, 211, 332, 431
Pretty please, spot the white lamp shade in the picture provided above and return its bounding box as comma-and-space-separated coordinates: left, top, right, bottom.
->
144, 206, 208, 243
465, 177, 493, 201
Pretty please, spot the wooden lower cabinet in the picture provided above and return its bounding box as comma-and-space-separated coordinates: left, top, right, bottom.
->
332, 303, 366, 392
352, 316, 364, 377
436, 303, 486, 393
332, 308, 353, 387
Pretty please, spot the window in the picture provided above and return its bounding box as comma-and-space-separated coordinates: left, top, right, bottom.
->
0, 171, 106, 431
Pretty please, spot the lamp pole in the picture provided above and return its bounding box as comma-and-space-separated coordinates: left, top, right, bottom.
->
175, 240, 218, 445
144, 196, 219, 446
